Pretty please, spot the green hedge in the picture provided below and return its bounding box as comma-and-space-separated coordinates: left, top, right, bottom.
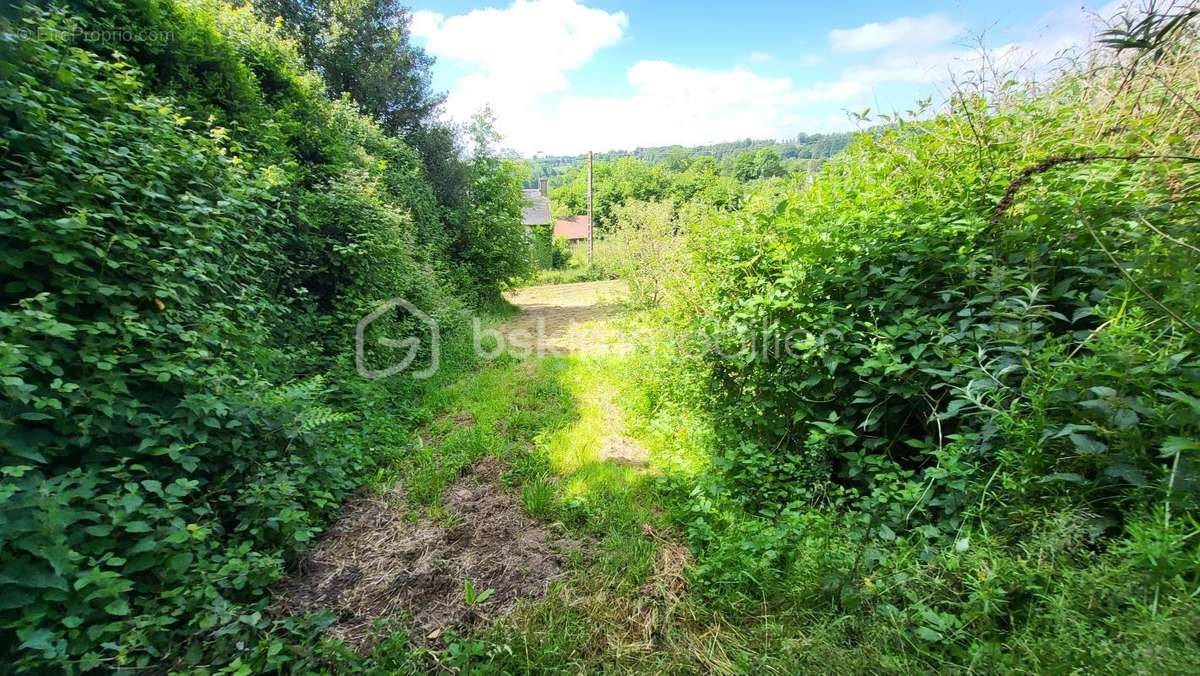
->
664, 32, 1200, 668
0, 1, 519, 670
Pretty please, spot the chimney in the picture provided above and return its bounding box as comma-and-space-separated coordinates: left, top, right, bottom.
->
538, 177, 548, 197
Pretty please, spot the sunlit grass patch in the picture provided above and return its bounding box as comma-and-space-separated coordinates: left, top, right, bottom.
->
354, 297, 774, 671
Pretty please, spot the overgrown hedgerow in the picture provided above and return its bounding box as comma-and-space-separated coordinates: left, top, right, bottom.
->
646, 19, 1200, 670
0, 0, 527, 670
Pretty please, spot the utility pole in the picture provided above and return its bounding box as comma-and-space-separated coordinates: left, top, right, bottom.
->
587, 150, 594, 267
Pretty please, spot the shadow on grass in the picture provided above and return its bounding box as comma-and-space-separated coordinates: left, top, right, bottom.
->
347, 351, 702, 672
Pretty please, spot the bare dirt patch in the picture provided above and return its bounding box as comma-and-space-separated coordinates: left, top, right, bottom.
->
276, 457, 580, 648
500, 280, 630, 356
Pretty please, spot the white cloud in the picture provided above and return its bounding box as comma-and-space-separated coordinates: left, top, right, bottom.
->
411, 0, 628, 152
409, 10, 443, 38
412, 0, 626, 101
511, 61, 863, 154
820, 3, 1119, 100
829, 14, 963, 52
412, 1, 1123, 155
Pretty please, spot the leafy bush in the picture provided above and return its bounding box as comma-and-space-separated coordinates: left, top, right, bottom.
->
530, 227, 572, 271
730, 147, 787, 182
0, 1, 517, 669
606, 200, 686, 307
649, 15, 1200, 668
447, 152, 532, 300
0, 11, 307, 667
549, 238, 573, 269
682, 42, 1200, 525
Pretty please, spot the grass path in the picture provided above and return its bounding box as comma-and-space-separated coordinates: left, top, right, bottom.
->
303, 281, 809, 672
350, 281, 735, 672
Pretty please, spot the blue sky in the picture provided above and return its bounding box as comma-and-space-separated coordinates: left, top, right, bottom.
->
409, 0, 1124, 155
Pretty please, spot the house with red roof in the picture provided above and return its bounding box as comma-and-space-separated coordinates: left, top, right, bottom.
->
552, 215, 590, 243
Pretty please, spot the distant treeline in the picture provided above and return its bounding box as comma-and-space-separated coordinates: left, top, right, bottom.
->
523, 132, 854, 187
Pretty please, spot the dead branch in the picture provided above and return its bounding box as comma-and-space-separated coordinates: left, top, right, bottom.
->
988, 153, 1200, 227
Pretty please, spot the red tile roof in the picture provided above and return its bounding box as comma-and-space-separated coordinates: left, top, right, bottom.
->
553, 215, 590, 240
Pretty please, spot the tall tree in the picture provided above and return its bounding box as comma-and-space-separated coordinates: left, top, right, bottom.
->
448, 109, 531, 298
252, 0, 443, 136
732, 147, 786, 181
252, 0, 473, 225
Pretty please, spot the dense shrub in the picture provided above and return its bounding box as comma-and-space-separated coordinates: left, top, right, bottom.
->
1, 10, 301, 668
689, 66, 1200, 527
530, 226, 573, 271
0, 1, 526, 669
446, 150, 532, 300
653, 21, 1200, 668
605, 200, 685, 307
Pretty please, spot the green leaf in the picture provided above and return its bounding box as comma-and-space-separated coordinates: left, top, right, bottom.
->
1039, 472, 1085, 484
1159, 437, 1200, 458
0, 588, 34, 610
18, 628, 56, 653
1112, 408, 1139, 430
167, 553, 194, 572
165, 480, 194, 497
4, 443, 47, 463
915, 626, 943, 642
1159, 390, 1200, 415
1069, 433, 1107, 455
876, 523, 896, 542
120, 493, 144, 513
0, 560, 69, 591
1104, 463, 1148, 486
